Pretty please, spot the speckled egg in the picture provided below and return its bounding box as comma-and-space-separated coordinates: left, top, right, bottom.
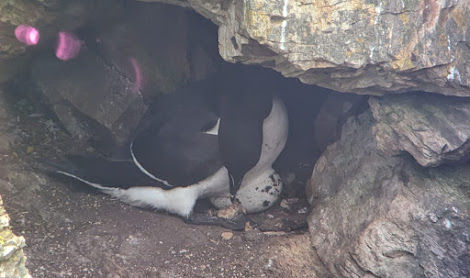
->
210, 171, 283, 214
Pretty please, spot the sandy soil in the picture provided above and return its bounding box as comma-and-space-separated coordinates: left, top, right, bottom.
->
0, 85, 326, 277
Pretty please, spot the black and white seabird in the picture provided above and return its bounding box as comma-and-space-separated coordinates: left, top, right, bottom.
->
53, 70, 288, 227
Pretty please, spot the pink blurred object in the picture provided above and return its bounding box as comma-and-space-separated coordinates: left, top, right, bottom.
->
55, 32, 81, 61
130, 57, 143, 91
14, 25, 40, 45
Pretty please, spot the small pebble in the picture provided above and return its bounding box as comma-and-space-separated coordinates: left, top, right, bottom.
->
297, 207, 308, 214
428, 213, 438, 223
279, 199, 289, 209
244, 221, 254, 231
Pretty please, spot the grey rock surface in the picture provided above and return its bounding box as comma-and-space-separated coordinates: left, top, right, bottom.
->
307, 111, 470, 278
370, 94, 470, 167
140, 0, 470, 96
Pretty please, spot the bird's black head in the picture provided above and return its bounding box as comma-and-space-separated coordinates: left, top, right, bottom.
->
217, 69, 273, 204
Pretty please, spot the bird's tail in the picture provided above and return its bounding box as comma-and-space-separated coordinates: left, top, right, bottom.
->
43, 155, 167, 190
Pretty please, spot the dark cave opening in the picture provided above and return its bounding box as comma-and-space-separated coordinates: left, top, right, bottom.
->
5, 1, 369, 203
2, 1, 373, 234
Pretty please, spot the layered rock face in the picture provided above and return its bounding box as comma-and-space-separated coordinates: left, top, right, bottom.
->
140, 0, 470, 96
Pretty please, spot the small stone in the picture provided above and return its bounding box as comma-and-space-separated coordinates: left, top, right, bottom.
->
263, 231, 287, 236
443, 218, 452, 230
297, 207, 308, 214
279, 199, 290, 209
217, 202, 246, 219
221, 232, 233, 240
244, 221, 254, 231
232, 235, 243, 242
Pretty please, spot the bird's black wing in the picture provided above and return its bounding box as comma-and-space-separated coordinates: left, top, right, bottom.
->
45, 155, 171, 189
131, 105, 223, 187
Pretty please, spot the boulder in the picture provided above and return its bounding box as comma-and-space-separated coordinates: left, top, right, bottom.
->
307, 111, 470, 278
370, 93, 470, 167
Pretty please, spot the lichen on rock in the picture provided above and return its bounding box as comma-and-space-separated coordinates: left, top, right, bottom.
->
0, 196, 31, 278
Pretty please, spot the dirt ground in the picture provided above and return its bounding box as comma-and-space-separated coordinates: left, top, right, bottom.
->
0, 85, 327, 277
